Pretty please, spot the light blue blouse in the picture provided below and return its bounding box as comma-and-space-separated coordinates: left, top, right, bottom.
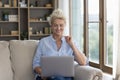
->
32, 35, 81, 69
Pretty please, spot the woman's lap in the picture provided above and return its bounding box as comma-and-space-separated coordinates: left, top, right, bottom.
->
36, 75, 73, 80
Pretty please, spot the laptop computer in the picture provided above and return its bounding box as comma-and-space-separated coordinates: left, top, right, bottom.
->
40, 56, 74, 77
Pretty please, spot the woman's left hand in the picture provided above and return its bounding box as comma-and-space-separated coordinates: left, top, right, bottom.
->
65, 36, 74, 47
65, 36, 87, 65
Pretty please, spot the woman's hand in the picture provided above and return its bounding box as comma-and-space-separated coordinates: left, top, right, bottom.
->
65, 36, 74, 47
34, 67, 42, 75
65, 36, 87, 65
35, 67, 47, 80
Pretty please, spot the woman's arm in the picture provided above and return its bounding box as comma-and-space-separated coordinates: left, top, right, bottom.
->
65, 36, 87, 65
33, 41, 43, 74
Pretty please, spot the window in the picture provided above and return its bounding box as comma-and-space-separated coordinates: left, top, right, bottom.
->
71, 0, 84, 52
88, 0, 99, 63
70, 0, 113, 74
105, 0, 113, 67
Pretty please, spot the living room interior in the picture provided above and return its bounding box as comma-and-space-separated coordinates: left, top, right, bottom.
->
0, 0, 120, 80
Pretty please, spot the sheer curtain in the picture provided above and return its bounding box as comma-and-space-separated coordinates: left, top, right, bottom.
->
113, 0, 120, 80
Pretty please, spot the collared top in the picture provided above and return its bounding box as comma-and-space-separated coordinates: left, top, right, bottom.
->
32, 35, 81, 69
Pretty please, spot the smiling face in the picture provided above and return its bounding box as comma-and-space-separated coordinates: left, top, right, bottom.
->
51, 19, 66, 37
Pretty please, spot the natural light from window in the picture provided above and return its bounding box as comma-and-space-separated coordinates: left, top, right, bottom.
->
105, 0, 114, 67
71, 0, 84, 52
88, 0, 99, 63
71, 0, 113, 67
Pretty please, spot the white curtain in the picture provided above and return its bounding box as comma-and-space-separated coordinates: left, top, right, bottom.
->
113, 0, 120, 80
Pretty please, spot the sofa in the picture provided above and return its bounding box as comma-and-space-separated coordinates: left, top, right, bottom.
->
0, 40, 103, 80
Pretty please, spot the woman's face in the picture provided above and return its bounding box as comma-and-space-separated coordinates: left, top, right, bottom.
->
51, 19, 65, 36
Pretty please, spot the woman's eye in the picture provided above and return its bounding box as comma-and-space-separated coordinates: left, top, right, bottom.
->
60, 24, 64, 27
53, 24, 64, 27
55, 25, 58, 27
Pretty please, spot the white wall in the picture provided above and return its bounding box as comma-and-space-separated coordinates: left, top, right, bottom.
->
58, 0, 70, 36
113, 0, 120, 79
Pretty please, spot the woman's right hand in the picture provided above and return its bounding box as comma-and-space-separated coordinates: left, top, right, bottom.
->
35, 67, 47, 80
34, 67, 42, 75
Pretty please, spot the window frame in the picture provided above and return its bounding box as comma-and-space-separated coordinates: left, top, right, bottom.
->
70, 0, 112, 74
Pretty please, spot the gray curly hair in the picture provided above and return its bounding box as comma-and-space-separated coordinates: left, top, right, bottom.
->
49, 9, 66, 25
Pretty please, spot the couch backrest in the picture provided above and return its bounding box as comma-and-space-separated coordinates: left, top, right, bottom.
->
0, 41, 13, 80
9, 40, 39, 80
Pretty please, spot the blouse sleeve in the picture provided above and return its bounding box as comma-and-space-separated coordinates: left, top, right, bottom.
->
32, 40, 43, 70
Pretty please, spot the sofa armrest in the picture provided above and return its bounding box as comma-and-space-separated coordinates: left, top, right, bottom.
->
74, 64, 103, 80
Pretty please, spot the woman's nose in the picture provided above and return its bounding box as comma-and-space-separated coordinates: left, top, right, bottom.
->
57, 25, 61, 30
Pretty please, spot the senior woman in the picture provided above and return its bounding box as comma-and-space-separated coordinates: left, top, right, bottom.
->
32, 9, 87, 80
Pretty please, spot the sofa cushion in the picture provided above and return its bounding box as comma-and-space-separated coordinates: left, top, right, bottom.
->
0, 41, 13, 80
10, 40, 39, 80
